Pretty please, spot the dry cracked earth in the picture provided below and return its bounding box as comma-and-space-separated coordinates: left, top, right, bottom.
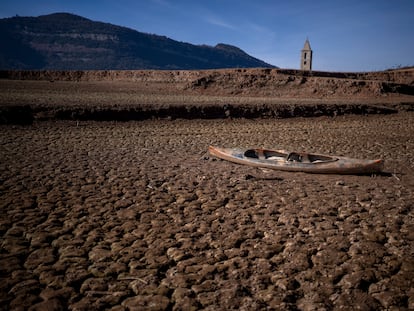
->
1, 113, 414, 310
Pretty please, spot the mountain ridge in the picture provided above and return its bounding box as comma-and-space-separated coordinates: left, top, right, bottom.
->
0, 13, 275, 70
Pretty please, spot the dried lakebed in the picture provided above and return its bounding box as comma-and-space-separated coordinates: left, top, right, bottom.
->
1, 113, 413, 310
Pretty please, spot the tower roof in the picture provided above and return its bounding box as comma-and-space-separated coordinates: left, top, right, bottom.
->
303, 39, 311, 51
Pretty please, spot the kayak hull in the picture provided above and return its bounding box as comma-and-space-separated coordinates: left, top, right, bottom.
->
208, 146, 384, 174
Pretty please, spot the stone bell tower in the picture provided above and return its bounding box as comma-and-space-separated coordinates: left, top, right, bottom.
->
300, 38, 312, 71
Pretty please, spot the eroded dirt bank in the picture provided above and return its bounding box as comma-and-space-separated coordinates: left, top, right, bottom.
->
0, 102, 401, 125
1, 69, 414, 124
1, 113, 413, 310
1, 68, 413, 85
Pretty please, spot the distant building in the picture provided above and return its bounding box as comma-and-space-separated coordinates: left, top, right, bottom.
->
300, 39, 312, 71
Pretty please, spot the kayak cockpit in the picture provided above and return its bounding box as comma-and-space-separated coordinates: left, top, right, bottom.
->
244, 149, 286, 159
286, 152, 337, 163
244, 149, 337, 164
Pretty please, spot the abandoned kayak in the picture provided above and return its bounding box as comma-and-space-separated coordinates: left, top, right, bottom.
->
208, 146, 384, 174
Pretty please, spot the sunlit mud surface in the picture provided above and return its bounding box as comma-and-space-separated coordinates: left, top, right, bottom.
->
1, 113, 413, 310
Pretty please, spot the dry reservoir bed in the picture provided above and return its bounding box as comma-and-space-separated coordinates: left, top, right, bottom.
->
1, 113, 413, 310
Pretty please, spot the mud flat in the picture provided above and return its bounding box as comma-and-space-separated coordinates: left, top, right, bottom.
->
1, 112, 413, 310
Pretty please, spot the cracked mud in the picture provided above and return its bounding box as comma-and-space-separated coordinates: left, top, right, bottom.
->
1, 113, 413, 310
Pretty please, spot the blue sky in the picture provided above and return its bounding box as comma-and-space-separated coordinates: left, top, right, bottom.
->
1, 0, 413, 72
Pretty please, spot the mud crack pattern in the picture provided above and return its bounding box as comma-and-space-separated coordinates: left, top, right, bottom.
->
1, 113, 413, 310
